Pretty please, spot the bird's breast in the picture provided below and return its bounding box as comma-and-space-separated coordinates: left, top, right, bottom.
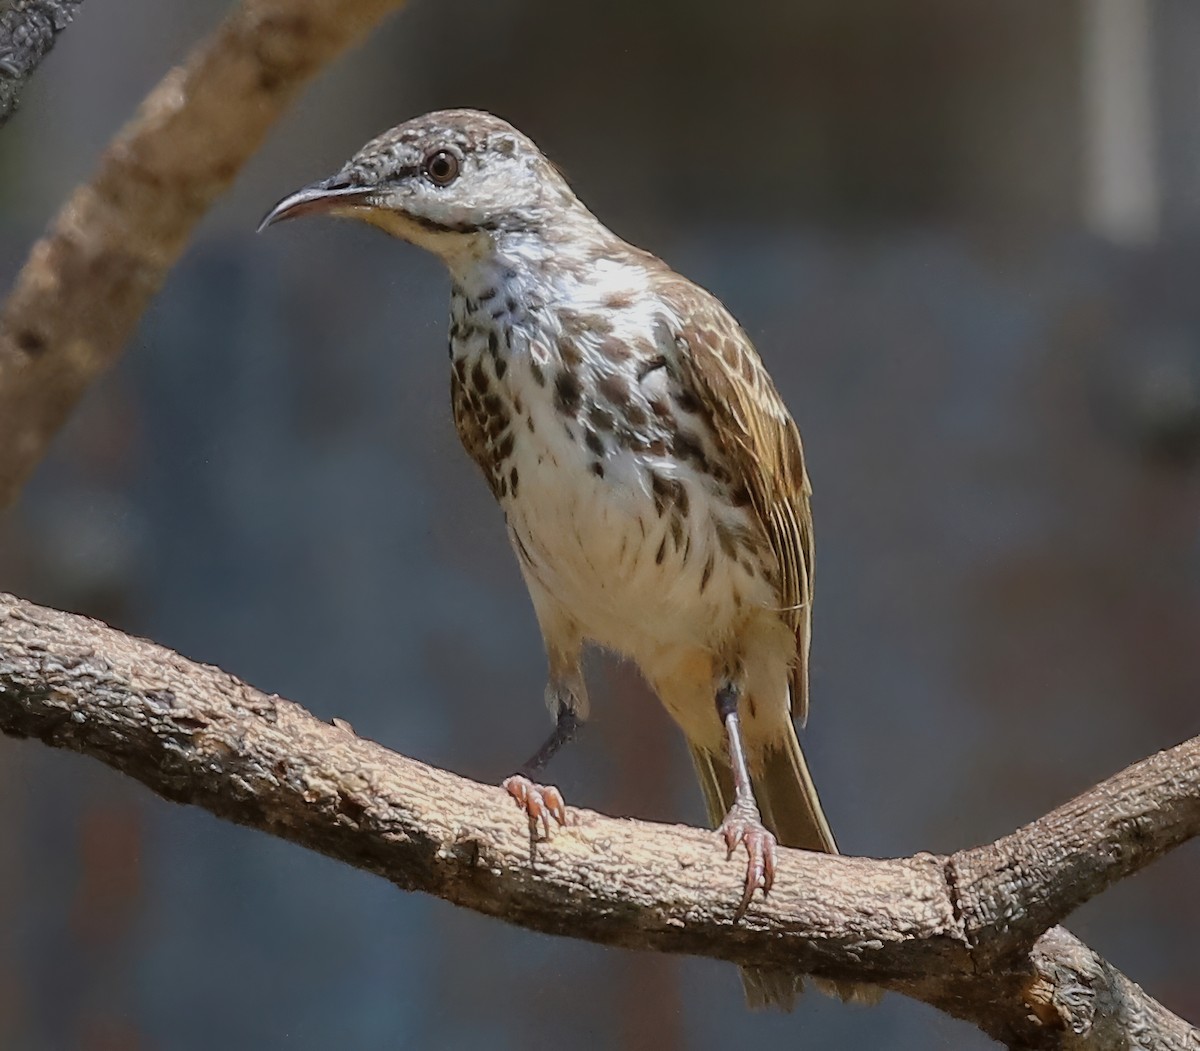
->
449, 296, 775, 655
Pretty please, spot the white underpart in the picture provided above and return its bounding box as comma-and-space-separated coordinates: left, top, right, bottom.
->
449, 235, 778, 695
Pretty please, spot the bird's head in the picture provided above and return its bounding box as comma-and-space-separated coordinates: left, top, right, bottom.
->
259, 109, 582, 265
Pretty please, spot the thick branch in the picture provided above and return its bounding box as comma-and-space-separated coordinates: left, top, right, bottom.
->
954, 736, 1200, 965
0, 592, 1196, 1050
0, 0, 406, 506
0, 0, 84, 126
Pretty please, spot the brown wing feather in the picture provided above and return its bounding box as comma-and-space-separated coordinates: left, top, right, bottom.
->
658, 280, 816, 723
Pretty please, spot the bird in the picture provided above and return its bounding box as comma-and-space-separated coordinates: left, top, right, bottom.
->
260, 109, 865, 1010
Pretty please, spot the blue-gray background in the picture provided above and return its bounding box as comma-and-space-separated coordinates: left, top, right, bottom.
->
1, 2, 1198, 1048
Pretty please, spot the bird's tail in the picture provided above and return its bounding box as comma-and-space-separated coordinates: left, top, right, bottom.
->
689, 722, 879, 1010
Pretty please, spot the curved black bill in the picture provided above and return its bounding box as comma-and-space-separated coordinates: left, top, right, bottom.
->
256, 182, 377, 233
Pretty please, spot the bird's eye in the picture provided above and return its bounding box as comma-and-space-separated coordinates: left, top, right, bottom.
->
424, 150, 460, 186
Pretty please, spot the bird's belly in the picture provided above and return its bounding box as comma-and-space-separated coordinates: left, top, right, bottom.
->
503, 427, 771, 656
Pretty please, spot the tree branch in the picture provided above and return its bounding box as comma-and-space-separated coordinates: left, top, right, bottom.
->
0, 0, 406, 507
0, 591, 1196, 1050
953, 739, 1200, 965
0, 0, 84, 126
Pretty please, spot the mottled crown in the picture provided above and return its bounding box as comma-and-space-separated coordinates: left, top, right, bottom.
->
330, 109, 583, 236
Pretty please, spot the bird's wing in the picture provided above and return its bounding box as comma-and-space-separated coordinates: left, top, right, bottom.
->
659, 282, 816, 724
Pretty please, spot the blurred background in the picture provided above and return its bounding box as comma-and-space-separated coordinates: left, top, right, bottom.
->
2, 0, 1199, 1047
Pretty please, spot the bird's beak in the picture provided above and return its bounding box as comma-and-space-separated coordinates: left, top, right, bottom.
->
257, 180, 378, 233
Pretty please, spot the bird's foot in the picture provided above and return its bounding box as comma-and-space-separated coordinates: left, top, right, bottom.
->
503, 774, 568, 840
719, 801, 777, 918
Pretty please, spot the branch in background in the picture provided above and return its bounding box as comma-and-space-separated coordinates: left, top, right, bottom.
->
0, 593, 1196, 1050
0, 0, 85, 126
0, 0, 408, 507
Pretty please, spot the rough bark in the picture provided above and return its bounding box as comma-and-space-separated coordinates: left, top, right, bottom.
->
0, 0, 407, 506
0, 0, 85, 125
0, 592, 1195, 1049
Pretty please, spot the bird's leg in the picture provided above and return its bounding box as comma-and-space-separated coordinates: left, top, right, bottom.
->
518, 704, 581, 774
715, 682, 777, 918
504, 606, 587, 838
502, 693, 582, 839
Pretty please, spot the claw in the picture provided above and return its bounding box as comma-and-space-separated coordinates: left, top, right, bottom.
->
503, 774, 568, 840
718, 803, 778, 918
